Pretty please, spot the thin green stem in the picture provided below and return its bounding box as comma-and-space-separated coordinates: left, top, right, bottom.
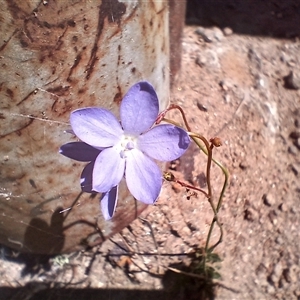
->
191, 136, 229, 213
188, 132, 225, 253
160, 105, 229, 266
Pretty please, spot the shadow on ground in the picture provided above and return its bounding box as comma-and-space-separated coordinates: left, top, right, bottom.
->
0, 246, 217, 300
1, 287, 165, 300
186, 0, 300, 37
1, 285, 214, 300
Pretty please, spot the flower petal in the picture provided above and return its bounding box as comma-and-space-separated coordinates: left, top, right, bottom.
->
120, 81, 159, 135
70, 108, 123, 148
125, 149, 162, 204
92, 147, 125, 192
59, 142, 101, 162
100, 186, 118, 220
80, 161, 94, 192
138, 124, 190, 161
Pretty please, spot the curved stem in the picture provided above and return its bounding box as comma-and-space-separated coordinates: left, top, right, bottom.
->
188, 133, 213, 201
191, 136, 229, 213
161, 117, 182, 128
156, 104, 191, 131
162, 108, 229, 266
188, 132, 224, 253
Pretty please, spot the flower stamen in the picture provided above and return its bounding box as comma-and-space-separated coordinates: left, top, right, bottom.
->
117, 135, 137, 158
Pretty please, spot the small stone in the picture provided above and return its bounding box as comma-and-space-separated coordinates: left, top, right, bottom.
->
288, 144, 298, 155
263, 193, 276, 206
196, 101, 208, 112
224, 94, 231, 103
289, 131, 300, 139
235, 197, 242, 205
275, 236, 283, 245
294, 108, 300, 116
280, 52, 290, 63
223, 27, 233, 36
271, 262, 283, 286
287, 60, 296, 67
267, 285, 275, 294
268, 210, 278, 225
248, 48, 261, 70
195, 26, 223, 43
278, 203, 288, 212
212, 27, 224, 41
291, 163, 300, 176
295, 289, 300, 298
244, 208, 258, 221
290, 206, 297, 214
256, 263, 267, 276
195, 27, 214, 43
219, 79, 234, 91
239, 161, 247, 170
196, 50, 220, 69
195, 54, 207, 67
241, 254, 249, 263
295, 118, 300, 128
283, 266, 298, 283
181, 226, 191, 236
284, 71, 300, 90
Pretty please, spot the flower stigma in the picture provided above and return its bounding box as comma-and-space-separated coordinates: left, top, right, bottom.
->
116, 134, 137, 159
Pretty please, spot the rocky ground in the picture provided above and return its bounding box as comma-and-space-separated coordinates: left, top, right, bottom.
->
1, 2, 300, 300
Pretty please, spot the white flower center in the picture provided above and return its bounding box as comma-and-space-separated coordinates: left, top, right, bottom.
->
115, 134, 137, 158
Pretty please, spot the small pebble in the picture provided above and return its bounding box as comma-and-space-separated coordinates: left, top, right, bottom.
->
267, 285, 275, 294
271, 262, 283, 285
244, 208, 258, 221
288, 145, 298, 155
239, 161, 247, 170
196, 50, 220, 69
284, 71, 300, 90
224, 94, 231, 103
195, 54, 207, 67
195, 26, 223, 43
283, 266, 298, 283
223, 27, 233, 36
278, 203, 288, 212
196, 101, 208, 112
263, 193, 276, 206
219, 79, 234, 91
248, 48, 261, 70
289, 131, 300, 139
195, 27, 213, 43
291, 163, 300, 176
268, 210, 278, 225
275, 236, 283, 245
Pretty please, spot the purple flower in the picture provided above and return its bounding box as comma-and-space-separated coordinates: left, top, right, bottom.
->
60, 81, 190, 220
